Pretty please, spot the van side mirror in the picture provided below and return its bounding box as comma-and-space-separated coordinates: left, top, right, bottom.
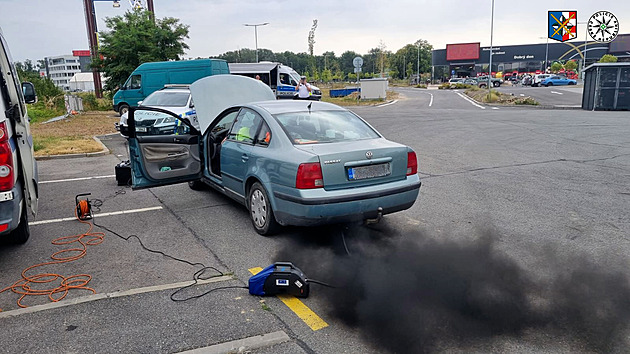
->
189, 102, 195, 109
22, 82, 37, 104
137, 101, 143, 106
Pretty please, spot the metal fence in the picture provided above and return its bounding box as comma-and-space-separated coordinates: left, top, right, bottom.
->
64, 95, 84, 114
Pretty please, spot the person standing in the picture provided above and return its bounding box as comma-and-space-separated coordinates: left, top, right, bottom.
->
295, 75, 312, 99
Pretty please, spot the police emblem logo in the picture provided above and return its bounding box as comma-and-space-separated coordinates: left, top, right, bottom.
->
588, 11, 619, 43
548, 11, 577, 42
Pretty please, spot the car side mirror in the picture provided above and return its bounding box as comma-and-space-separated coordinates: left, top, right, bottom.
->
22, 82, 37, 104
137, 101, 143, 106
189, 102, 195, 109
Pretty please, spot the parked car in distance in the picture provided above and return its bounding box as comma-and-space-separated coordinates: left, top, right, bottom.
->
118, 85, 198, 136
532, 74, 551, 87
125, 75, 421, 235
477, 76, 503, 87
0, 27, 39, 244
448, 78, 465, 84
463, 78, 479, 85
541, 76, 577, 87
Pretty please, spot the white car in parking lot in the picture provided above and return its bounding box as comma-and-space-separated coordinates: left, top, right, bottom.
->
118, 85, 198, 136
532, 74, 550, 87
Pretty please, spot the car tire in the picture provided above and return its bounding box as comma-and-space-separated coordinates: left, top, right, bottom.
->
248, 182, 279, 236
493, 81, 501, 87
568, 81, 576, 85
7, 202, 30, 244
118, 104, 129, 117
188, 180, 206, 190
546, 83, 553, 87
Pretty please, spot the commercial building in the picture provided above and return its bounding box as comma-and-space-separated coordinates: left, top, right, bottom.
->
432, 34, 630, 81
44, 50, 92, 90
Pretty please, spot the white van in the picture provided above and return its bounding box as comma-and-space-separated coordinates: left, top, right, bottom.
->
0, 28, 38, 244
228, 62, 322, 100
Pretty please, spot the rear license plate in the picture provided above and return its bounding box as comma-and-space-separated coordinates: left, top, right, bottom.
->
348, 163, 391, 180
136, 127, 147, 132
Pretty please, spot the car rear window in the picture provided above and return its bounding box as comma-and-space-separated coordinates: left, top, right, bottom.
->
142, 91, 189, 107
274, 110, 380, 145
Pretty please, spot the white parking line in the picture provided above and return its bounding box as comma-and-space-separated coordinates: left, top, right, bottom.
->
550, 91, 563, 95
0, 275, 232, 319
428, 93, 434, 107
29, 206, 163, 226
455, 92, 485, 109
519, 94, 525, 97
491, 107, 500, 110
377, 99, 398, 107
40, 175, 116, 184
180, 331, 290, 354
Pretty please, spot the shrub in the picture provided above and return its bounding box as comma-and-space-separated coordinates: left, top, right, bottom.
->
415, 84, 427, 89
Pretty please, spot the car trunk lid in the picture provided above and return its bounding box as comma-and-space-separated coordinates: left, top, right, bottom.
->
294, 139, 409, 190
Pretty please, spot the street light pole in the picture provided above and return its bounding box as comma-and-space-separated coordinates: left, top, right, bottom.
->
244, 23, 269, 63
488, 0, 495, 98
417, 44, 420, 85
538, 36, 549, 72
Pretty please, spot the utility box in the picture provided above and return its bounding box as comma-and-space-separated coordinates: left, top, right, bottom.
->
360, 78, 388, 100
582, 63, 630, 110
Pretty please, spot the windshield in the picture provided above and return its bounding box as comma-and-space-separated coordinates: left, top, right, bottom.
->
289, 71, 301, 83
142, 91, 190, 107
274, 110, 380, 145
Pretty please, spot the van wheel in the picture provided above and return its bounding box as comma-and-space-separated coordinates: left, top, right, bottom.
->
248, 182, 279, 236
188, 180, 206, 190
118, 104, 130, 117
7, 203, 30, 244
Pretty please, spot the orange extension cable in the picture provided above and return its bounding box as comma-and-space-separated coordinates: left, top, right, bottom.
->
0, 200, 104, 309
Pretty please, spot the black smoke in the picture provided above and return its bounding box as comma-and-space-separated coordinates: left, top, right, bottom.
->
276, 225, 630, 353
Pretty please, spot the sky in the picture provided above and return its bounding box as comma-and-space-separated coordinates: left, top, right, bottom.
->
1, 0, 628, 62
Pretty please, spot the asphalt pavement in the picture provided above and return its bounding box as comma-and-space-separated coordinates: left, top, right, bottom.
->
494, 84, 583, 107
1, 89, 629, 353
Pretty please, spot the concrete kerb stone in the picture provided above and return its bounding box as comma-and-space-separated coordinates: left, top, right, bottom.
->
463, 91, 582, 110
35, 135, 110, 161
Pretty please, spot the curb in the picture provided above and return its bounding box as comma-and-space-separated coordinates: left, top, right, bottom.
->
461, 91, 582, 110
35, 135, 110, 161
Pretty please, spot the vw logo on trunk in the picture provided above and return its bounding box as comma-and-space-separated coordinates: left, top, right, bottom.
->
365, 151, 373, 159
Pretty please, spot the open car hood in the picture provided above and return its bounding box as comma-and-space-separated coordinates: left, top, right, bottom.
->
190, 75, 275, 133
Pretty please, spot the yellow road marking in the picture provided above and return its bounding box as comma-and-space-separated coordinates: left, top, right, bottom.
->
248, 267, 329, 331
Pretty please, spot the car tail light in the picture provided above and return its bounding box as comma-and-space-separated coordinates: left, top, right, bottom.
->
0, 122, 14, 192
0, 223, 8, 233
406, 151, 418, 176
296, 162, 324, 189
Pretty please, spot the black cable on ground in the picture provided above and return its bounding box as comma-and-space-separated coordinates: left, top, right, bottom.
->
92, 216, 247, 302
305, 279, 336, 288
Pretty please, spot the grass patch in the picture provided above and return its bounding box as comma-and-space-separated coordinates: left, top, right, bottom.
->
27, 99, 66, 123
31, 111, 119, 157
321, 88, 399, 106
464, 89, 540, 106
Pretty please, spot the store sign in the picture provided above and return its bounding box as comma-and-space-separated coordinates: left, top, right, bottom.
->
513, 55, 535, 59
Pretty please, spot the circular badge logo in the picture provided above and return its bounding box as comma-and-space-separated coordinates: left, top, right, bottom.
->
588, 11, 619, 43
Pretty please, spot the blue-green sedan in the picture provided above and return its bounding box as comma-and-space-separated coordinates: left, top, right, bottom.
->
127, 75, 421, 235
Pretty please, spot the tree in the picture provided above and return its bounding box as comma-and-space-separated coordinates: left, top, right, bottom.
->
564, 60, 577, 72
15, 66, 62, 100
308, 20, 318, 56
550, 61, 563, 73
599, 54, 618, 63
93, 9, 190, 91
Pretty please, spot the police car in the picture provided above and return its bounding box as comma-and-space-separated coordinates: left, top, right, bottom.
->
118, 85, 198, 136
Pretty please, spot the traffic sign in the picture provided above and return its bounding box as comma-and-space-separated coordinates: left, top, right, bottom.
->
353, 56, 363, 68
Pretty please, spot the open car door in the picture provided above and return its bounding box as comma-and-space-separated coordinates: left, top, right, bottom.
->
128, 106, 202, 190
